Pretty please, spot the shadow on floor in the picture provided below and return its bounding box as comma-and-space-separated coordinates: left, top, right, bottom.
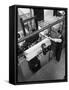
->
18, 48, 65, 82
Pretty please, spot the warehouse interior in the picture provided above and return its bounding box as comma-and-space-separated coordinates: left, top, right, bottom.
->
17, 8, 66, 82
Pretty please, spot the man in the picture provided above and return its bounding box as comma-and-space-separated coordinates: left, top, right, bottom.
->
48, 30, 63, 62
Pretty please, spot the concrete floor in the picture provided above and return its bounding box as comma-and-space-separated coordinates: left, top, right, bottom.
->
18, 48, 65, 82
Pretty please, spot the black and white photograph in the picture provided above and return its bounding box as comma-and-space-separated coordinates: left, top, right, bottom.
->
9, 5, 67, 84
17, 6, 67, 83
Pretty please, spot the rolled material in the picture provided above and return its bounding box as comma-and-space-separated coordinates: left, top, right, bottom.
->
24, 38, 51, 61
